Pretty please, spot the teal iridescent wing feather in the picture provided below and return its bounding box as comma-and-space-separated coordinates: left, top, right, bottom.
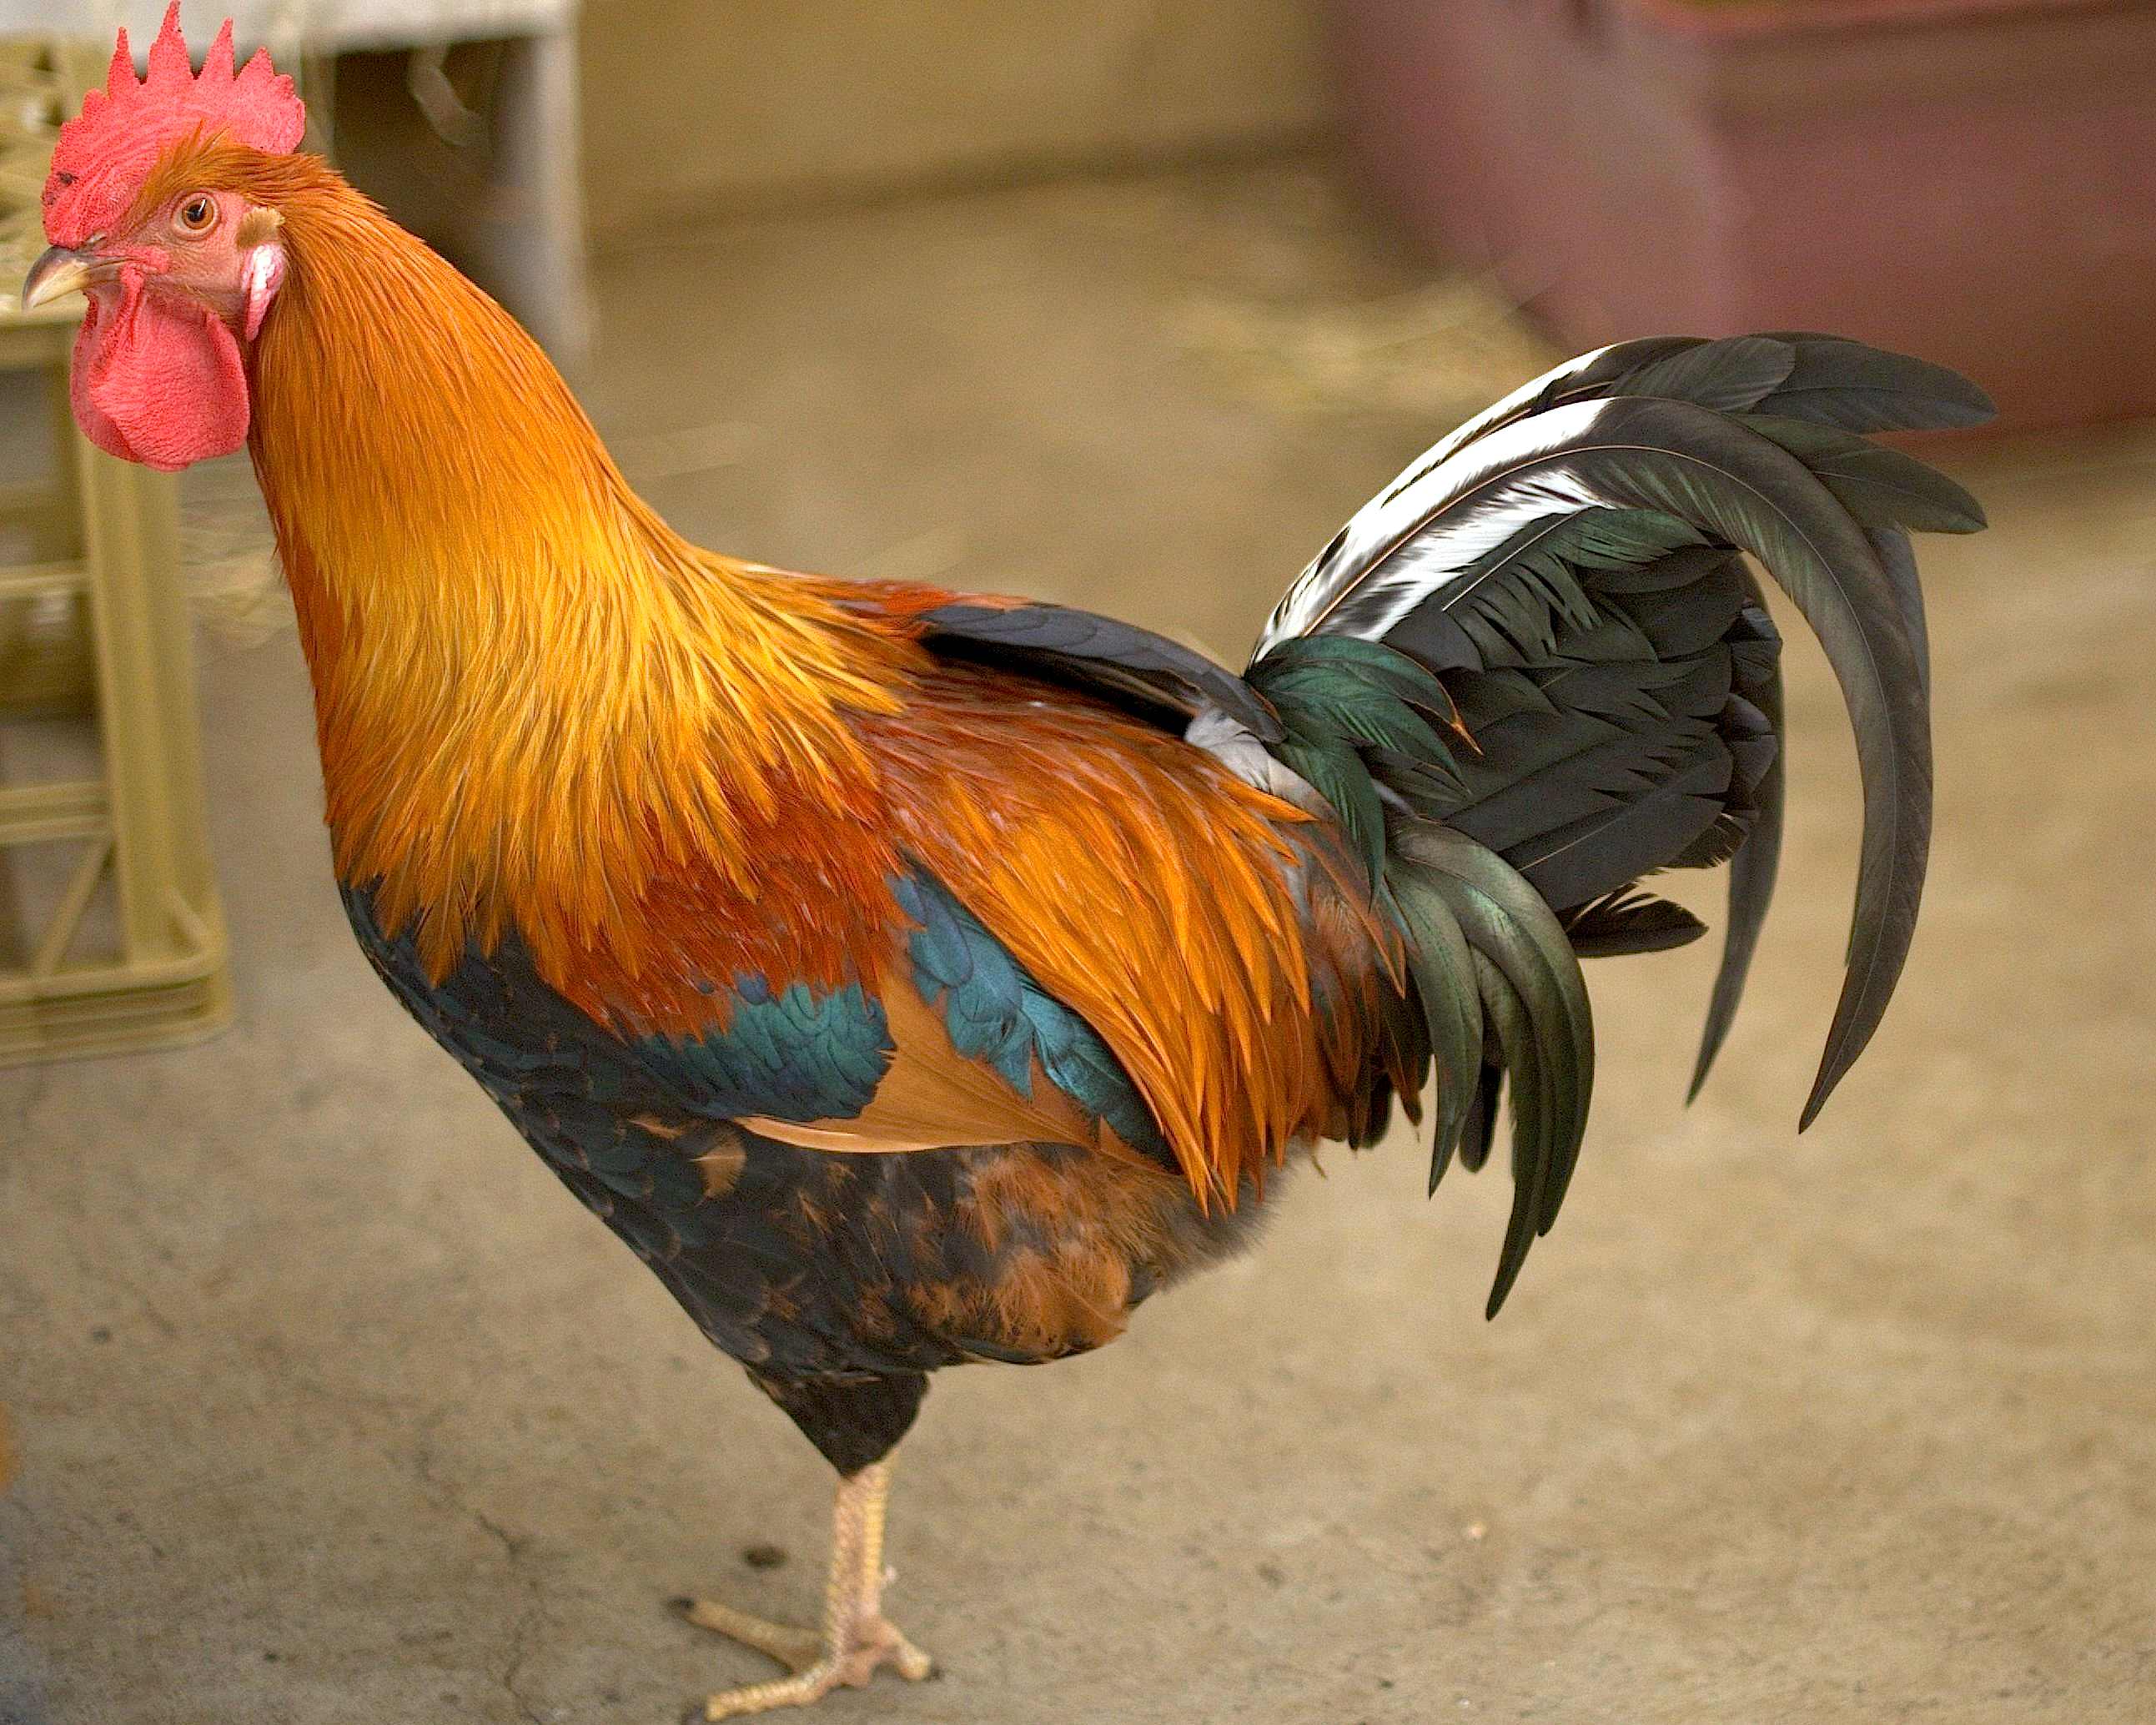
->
892, 868, 1170, 1162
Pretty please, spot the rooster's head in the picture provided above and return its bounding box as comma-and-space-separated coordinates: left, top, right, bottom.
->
23, 4, 304, 470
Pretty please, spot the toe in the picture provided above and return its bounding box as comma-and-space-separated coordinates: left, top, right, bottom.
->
868, 1617, 934, 1682
841, 1618, 934, 1687
891, 1637, 935, 1682
701, 1661, 839, 1720
678, 1598, 825, 1672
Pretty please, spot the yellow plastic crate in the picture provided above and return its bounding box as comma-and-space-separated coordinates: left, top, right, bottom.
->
0, 37, 230, 1066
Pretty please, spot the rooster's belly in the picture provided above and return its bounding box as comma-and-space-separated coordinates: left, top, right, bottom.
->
335, 883, 1262, 1386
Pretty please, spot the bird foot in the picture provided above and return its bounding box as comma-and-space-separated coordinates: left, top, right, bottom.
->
681, 1596, 933, 1718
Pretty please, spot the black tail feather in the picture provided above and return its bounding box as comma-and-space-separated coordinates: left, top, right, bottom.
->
1252, 333, 1986, 1310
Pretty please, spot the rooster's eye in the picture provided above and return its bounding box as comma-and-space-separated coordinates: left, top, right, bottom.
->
176, 195, 217, 236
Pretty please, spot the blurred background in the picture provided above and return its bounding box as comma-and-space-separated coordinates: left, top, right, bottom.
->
3, 3, 2152, 1722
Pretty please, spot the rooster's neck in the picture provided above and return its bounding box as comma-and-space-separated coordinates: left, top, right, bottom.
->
244, 174, 903, 978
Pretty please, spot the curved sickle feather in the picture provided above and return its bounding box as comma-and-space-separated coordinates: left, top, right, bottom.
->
1691, 574, 1786, 1099
1394, 823, 1594, 1316
1364, 337, 1709, 515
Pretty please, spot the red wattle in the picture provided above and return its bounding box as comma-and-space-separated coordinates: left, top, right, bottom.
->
70, 273, 250, 472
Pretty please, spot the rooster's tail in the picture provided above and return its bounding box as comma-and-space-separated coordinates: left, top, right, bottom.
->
1245, 334, 1992, 1313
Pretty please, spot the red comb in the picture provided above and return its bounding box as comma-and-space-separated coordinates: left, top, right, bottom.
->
43, 4, 305, 248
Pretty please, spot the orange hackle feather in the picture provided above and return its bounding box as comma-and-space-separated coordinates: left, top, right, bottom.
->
144, 141, 910, 986
148, 135, 1370, 1202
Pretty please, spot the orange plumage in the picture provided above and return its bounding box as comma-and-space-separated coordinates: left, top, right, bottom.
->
38, 14, 1980, 1712
128, 140, 1361, 1202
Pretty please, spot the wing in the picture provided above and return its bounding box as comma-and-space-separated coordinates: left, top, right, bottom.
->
618, 862, 1179, 1170
621, 581, 1400, 1201
858, 655, 1399, 1202
847, 581, 1282, 742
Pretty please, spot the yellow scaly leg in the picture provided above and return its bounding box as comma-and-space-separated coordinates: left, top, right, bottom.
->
681, 1460, 934, 1718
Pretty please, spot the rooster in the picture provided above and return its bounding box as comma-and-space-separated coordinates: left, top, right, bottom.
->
27, 10, 1989, 1717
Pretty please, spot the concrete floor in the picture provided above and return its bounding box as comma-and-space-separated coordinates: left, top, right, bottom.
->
4, 163, 2154, 1724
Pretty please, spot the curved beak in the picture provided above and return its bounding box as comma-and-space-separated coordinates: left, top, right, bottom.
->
21, 246, 94, 312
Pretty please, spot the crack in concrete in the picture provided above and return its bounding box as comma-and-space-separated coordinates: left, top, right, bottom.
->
474, 1504, 532, 1562
56, 1210, 179, 1340
500, 1602, 549, 1725
11, 1063, 182, 1340
407, 1427, 555, 1722
484, 1516, 552, 1724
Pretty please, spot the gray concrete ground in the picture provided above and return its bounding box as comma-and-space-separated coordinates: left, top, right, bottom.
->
3, 164, 2153, 1725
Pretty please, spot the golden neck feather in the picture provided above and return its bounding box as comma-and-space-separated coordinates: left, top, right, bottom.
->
236, 160, 903, 975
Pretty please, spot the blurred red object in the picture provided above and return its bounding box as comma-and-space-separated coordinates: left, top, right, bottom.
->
1324, 0, 2156, 431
